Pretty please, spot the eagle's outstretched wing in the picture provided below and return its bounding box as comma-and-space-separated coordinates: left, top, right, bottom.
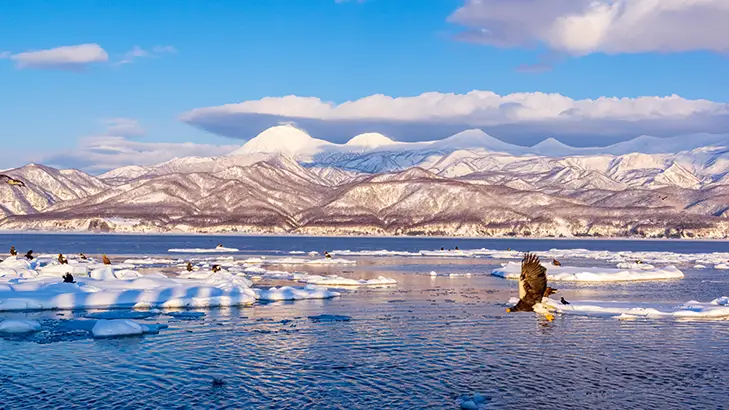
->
518, 252, 548, 309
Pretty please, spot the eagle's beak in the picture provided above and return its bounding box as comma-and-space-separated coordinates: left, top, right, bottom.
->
545, 313, 555, 321
505, 308, 512, 312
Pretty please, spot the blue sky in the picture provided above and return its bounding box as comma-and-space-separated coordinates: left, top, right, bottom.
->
1, 0, 728, 172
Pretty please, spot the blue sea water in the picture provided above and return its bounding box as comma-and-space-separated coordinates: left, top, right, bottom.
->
1, 235, 729, 409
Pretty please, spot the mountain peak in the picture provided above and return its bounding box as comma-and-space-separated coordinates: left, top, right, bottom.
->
230, 125, 331, 157
345, 132, 395, 148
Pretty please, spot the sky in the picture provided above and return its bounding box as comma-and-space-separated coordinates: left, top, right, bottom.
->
1, 0, 728, 173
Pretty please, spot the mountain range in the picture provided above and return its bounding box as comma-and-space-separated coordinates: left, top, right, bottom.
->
2, 125, 728, 238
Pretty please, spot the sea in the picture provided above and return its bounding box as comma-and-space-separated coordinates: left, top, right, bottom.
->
1, 234, 729, 409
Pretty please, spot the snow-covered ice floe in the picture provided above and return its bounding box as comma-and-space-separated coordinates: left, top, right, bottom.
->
262, 257, 356, 265
524, 297, 729, 320
255, 285, 340, 301
428, 271, 473, 277
304, 275, 396, 287
0, 319, 42, 334
0, 263, 257, 311
92, 319, 168, 338
492, 262, 684, 282
168, 247, 239, 253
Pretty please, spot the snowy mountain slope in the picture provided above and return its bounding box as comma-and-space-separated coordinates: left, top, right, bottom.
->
3, 126, 729, 237
0, 164, 108, 217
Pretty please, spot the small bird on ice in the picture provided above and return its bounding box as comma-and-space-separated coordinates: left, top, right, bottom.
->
506, 253, 556, 321
552, 258, 562, 266
9, 246, 17, 256
102, 254, 111, 265
560, 297, 570, 305
186, 262, 194, 272
62, 273, 76, 283
58, 254, 68, 264
25, 250, 34, 260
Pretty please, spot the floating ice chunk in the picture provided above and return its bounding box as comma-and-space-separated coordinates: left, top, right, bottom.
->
540, 297, 729, 319
0, 319, 41, 334
715, 264, 729, 270
289, 251, 305, 255
426, 271, 472, 277
92, 319, 167, 338
263, 257, 356, 265
304, 275, 397, 287
168, 247, 239, 253
615, 262, 655, 270
255, 285, 340, 301
694, 264, 707, 269
492, 262, 684, 282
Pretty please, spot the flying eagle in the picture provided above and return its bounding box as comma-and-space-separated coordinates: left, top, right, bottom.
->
0, 174, 25, 188
506, 253, 555, 321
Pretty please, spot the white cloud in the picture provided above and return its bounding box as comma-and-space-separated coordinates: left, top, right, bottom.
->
449, 0, 729, 55
10, 43, 109, 70
115, 45, 177, 66
39, 136, 238, 173
102, 118, 146, 137
0, 51, 10, 59
180, 91, 729, 146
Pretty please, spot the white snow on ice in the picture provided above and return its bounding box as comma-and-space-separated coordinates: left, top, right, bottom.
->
524, 297, 729, 320
492, 262, 684, 282
0, 319, 42, 334
92, 319, 167, 338
255, 285, 340, 301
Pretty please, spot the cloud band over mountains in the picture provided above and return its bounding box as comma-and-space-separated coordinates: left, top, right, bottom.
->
181, 91, 729, 146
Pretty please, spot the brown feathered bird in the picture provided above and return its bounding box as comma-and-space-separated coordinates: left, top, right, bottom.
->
58, 254, 68, 264
552, 258, 562, 266
25, 250, 34, 260
186, 262, 193, 272
211, 264, 221, 272
506, 253, 555, 321
0, 174, 25, 188
79, 253, 88, 260
9, 246, 17, 256
102, 254, 111, 265
62, 273, 76, 283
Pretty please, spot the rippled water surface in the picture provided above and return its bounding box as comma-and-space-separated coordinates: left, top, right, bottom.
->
2, 235, 729, 409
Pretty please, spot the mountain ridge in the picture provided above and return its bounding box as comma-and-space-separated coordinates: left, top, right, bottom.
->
2, 126, 729, 238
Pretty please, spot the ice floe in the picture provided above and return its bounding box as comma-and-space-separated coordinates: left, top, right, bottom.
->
534, 297, 729, 320
304, 275, 396, 287
255, 285, 340, 301
492, 262, 684, 282
91, 319, 167, 338
428, 271, 473, 277
0, 268, 257, 311
0, 319, 41, 334
263, 257, 356, 265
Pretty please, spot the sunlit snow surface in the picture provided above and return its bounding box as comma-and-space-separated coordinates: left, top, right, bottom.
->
492, 262, 685, 281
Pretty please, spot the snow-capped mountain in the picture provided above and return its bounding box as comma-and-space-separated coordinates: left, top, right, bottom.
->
2, 125, 729, 238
